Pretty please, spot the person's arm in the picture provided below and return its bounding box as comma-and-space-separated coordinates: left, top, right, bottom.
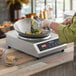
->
49, 16, 76, 44
57, 15, 76, 43
62, 17, 72, 25
41, 15, 76, 44
57, 23, 76, 43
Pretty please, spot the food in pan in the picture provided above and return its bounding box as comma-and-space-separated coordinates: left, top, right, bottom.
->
25, 29, 42, 35
25, 16, 42, 35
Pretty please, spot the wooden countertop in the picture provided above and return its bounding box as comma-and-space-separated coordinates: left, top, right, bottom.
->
0, 38, 74, 76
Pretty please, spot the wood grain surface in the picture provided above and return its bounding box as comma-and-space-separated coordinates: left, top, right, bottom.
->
0, 38, 74, 76
0, 38, 35, 70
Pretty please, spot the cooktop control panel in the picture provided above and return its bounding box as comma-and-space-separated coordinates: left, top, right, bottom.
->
37, 39, 61, 51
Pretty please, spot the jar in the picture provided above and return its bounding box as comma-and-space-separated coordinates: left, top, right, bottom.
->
2, 49, 16, 66
0, 48, 6, 65
5, 55, 16, 66
0, 48, 5, 59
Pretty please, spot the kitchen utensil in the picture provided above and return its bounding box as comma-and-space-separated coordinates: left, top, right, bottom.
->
14, 18, 51, 38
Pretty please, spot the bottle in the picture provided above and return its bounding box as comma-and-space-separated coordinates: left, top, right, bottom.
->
39, 10, 43, 18
9, 1, 21, 22
47, 6, 53, 19
43, 9, 47, 19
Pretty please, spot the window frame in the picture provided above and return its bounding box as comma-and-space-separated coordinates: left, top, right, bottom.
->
32, 0, 74, 18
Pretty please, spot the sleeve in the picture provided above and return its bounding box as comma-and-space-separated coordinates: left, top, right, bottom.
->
57, 16, 76, 44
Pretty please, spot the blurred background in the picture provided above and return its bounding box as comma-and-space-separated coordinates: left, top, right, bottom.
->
0, 0, 76, 24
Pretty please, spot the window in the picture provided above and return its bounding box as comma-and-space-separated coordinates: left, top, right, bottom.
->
73, 0, 76, 11
21, 0, 31, 17
35, 0, 45, 16
65, 0, 70, 11
22, 0, 76, 18
56, 0, 64, 18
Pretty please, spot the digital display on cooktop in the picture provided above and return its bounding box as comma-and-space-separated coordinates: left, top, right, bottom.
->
37, 39, 61, 51
41, 44, 47, 48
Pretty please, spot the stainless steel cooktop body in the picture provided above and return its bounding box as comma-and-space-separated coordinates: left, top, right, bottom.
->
6, 31, 66, 58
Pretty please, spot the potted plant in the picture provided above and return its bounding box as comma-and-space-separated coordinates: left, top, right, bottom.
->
6, 0, 30, 22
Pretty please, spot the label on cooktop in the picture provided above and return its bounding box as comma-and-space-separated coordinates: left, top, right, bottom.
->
37, 39, 61, 51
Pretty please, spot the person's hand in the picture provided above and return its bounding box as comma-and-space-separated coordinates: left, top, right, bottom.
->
50, 22, 60, 33
41, 20, 60, 33
62, 17, 72, 25
41, 20, 51, 29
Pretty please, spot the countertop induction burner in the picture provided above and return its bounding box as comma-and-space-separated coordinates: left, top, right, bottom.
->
6, 30, 67, 58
